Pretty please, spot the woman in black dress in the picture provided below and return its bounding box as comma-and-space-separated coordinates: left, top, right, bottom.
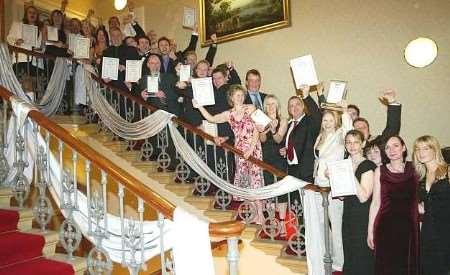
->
414, 135, 450, 275
342, 130, 377, 275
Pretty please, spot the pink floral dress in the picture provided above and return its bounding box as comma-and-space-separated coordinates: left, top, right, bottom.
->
229, 108, 263, 191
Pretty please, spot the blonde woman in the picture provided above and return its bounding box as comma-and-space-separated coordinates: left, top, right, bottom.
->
313, 102, 352, 273
413, 135, 450, 275
194, 85, 264, 224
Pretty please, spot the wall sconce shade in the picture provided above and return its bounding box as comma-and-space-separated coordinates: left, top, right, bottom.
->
114, 0, 127, 11
404, 37, 438, 68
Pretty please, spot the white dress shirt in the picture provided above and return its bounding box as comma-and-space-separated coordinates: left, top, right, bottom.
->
285, 114, 305, 165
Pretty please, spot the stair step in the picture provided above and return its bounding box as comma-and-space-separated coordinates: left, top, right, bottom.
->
0, 187, 13, 207
25, 229, 60, 257
117, 150, 140, 161
148, 172, 175, 184
241, 224, 259, 239
0, 231, 46, 266
250, 238, 285, 256
77, 123, 98, 134
275, 255, 308, 274
51, 115, 86, 125
50, 253, 87, 275
184, 196, 215, 210
165, 183, 193, 197
103, 140, 127, 152
0, 257, 77, 275
1, 207, 33, 232
131, 161, 158, 172
203, 209, 236, 222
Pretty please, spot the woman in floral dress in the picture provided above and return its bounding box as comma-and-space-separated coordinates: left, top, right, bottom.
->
194, 84, 264, 223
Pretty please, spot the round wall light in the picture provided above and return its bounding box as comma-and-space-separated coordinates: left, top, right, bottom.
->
404, 37, 438, 68
114, 0, 127, 10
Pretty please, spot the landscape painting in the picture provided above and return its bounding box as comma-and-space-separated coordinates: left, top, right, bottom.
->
199, 0, 290, 46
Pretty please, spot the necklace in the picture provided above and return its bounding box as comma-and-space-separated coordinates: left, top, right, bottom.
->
388, 163, 405, 173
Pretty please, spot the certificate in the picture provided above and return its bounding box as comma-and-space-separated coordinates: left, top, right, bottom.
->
73, 37, 90, 59
67, 33, 76, 52
327, 159, 357, 197
290, 54, 319, 89
327, 80, 347, 104
125, 60, 143, 82
191, 77, 215, 106
21, 24, 38, 48
183, 7, 196, 28
147, 76, 159, 94
251, 109, 272, 129
47, 26, 59, 41
101, 57, 119, 80
202, 120, 218, 145
179, 64, 191, 82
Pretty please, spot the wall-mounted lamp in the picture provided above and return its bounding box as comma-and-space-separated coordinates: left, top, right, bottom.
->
114, 0, 127, 11
404, 37, 438, 68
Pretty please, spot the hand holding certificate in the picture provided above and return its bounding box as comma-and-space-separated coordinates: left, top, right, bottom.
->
183, 7, 196, 29
179, 65, 191, 82
327, 80, 347, 104
101, 57, 119, 80
251, 109, 272, 129
147, 76, 159, 94
125, 60, 143, 83
191, 77, 215, 106
73, 37, 90, 59
47, 26, 59, 41
290, 54, 319, 89
327, 159, 357, 198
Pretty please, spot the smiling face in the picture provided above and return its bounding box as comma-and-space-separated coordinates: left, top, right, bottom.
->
231, 89, 245, 106
345, 134, 363, 157
195, 62, 209, 78
385, 136, 406, 162
137, 37, 150, 54
321, 112, 337, 132
414, 142, 435, 164
147, 55, 161, 74
158, 39, 170, 55
52, 11, 63, 26
288, 97, 304, 120
366, 145, 382, 166
245, 73, 261, 92
212, 71, 226, 88
97, 29, 107, 43
265, 97, 278, 117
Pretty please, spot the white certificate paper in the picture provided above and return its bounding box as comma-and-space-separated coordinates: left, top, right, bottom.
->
147, 76, 159, 94
47, 26, 58, 41
179, 64, 191, 82
191, 77, 215, 106
101, 57, 120, 80
21, 24, 38, 47
328, 159, 357, 197
251, 109, 272, 128
68, 33, 76, 52
202, 120, 218, 145
327, 80, 347, 104
125, 60, 142, 82
73, 37, 90, 59
183, 7, 196, 28
290, 54, 319, 89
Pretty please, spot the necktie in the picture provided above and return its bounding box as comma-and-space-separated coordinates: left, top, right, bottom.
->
252, 93, 262, 109
287, 121, 299, 161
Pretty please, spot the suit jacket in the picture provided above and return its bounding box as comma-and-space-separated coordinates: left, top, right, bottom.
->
368, 104, 402, 144
205, 84, 234, 144
136, 73, 180, 116
286, 96, 322, 181
101, 44, 140, 83
244, 91, 267, 108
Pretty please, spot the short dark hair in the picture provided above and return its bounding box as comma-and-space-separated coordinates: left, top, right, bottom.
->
137, 35, 151, 44
245, 69, 261, 81
345, 129, 365, 143
353, 117, 370, 128
123, 36, 136, 45
364, 137, 386, 160
384, 135, 408, 162
212, 67, 227, 77
348, 104, 360, 116
158, 36, 170, 45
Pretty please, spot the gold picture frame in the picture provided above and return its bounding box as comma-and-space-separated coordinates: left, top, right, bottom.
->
199, 0, 290, 47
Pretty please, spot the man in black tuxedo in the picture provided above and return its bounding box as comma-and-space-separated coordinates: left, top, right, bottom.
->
353, 89, 402, 146
244, 69, 267, 109
280, 85, 322, 203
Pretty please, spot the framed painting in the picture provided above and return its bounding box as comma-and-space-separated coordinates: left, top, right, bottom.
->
199, 0, 290, 46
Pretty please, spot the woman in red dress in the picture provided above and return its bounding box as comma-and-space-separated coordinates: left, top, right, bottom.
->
368, 135, 419, 275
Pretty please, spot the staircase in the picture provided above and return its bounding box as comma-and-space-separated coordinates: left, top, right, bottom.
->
0, 188, 86, 275
54, 115, 308, 275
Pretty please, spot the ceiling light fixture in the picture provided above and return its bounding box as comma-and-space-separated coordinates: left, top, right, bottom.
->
404, 37, 438, 68
114, 0, 127, 11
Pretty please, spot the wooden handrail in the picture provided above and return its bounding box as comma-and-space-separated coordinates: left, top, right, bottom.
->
0, 84, 245, 237
5, 44, 330, 194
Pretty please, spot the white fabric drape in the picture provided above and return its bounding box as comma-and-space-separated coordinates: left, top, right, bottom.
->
0, 43, 70, 116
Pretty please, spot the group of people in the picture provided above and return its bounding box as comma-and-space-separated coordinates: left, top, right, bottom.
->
7, 2, 450, 275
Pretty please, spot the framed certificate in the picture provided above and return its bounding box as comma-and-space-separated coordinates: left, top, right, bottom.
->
327, 80, 347, 104
250, 109, 272, 129
47, 26, 59, 42
101, 57, 119, 80
147, 76, 159, 94
290, 54, 319, 89
183, 7, 196, 29
202, 120, 218, 145
179, 64, 191, 82
21, 24, 38, 48
191, 77, 215, 106
125, 60, 143, 83
327, 159, 357, 197
73, 37, 90, 59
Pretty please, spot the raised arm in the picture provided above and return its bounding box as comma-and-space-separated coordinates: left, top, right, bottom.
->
380, 89, 401, 138
367, 167, 381, 250
301, 85, 322, 137
205, 34, 217, 66
193, 100, 229, 124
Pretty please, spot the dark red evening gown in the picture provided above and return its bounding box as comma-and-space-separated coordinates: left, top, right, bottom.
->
374, 162, 419, 275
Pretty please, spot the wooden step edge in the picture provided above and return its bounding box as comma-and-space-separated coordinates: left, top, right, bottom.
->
1, 206, 33, 231
250, 238, 285, 256
184, 196, 215, 210
49, 253, 87, 275
241, 224, 259, 239
275, 255, 308, 274
0, 187, 13, 196
203, 209, 237, 222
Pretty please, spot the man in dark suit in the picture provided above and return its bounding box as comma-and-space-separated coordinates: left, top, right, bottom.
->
244, 69, 267, 109
353, 89, 402, 146
280, 85, 322, 203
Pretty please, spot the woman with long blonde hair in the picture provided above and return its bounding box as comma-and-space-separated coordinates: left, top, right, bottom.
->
413, 135, 450, 275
